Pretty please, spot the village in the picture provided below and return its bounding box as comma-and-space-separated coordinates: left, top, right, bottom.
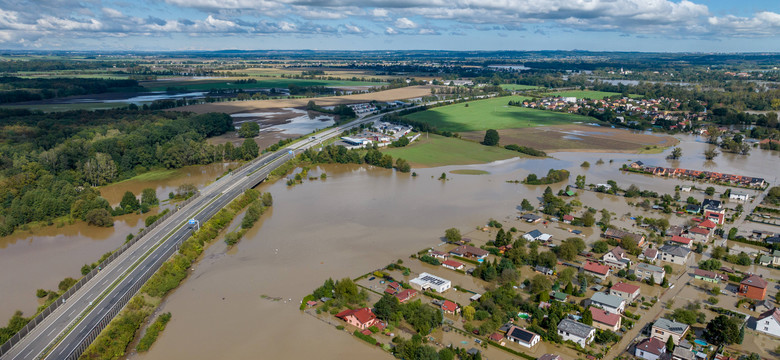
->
300, 175, 780, 360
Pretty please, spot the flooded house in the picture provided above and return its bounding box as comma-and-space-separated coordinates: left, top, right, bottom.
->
738, 274, 768, 301
610, 282, 641, 302
659, 245, 691, 265
635, 337, 667, 360
589, 307, 622, 331
634, 263, 665, 284
651, 318, 689, 344
557, 318, 596, 347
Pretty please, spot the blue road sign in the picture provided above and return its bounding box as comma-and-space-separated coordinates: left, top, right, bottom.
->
288, 150, 294, 155
189, 219, 196, 225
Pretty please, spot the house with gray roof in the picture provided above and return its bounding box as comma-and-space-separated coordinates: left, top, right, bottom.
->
590, 292, 626, 314
659, 245, 691, 265
651, 318, 689, 345
557, 318, 595, 347
634, 262, 666, 284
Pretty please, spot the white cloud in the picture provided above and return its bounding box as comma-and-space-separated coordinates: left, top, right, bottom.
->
708, 11, 780, 36
372, 8, 388, 17
385, 26, 397, 35
101, 8, 124, 19
344, 24, 362, 33
394, 17, 416, 29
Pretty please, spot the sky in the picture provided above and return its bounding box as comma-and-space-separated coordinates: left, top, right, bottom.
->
1, 0, 779, 52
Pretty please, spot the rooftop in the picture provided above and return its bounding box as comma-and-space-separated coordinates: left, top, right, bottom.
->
611, 282, 640, 294
659, 245, 691, 258
635, 337, 666, 356
591, 292, 626, 309
653, 318, 689, 335
584, 261, 610, 275
589, 307, 621, 327
741, 274, 768, 289
557, 318, 595, 339
507, 326, 539, 343
636, 262, 665, 273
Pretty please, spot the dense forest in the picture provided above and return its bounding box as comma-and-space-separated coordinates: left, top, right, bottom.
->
0, 109, 255, 236
0, 77, 141, 103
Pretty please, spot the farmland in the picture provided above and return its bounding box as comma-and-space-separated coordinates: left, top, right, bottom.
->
404, 96, 595, 132
381, 134, 521, 167
500, 84, 543, 91
546, 90, 642, 99
142, 78, 384, 91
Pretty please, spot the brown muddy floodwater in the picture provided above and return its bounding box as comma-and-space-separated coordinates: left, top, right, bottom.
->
136, 134, 780, 360
100, 163, 237, 206
0, 163, 235, 321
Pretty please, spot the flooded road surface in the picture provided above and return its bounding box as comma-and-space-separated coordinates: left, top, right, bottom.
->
0, 212, 153, 320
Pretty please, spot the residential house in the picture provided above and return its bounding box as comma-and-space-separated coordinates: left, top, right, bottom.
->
702, 199, 722, 210
668, 236, 692, 248
590, 292, 626, 314
738, 274, 768, 300
589, 307, 622, 331
693, 269, 726, 283
603, 228, 646, 246
687, 226, 711, 242
441, 300, 460, 315
630, 161, 644, 169
506, 326, 541, 348
640, 248, 658, 261
729, 192, 750, 202
698, 219, 717, 231
488, 332, 504, 342
519, 213, 542, 223
685, 204, 701, 214
773, 250, 780, 266
523, 229, 552, 242
428, 250, 449, 260
385, 281, 402, 295
754, 307, 780, 338
659, 245, 691, 265
651, 318, 690, 344
557, 319, 596, 347
610, 282, 641, 302
552, 291, 568, 302
563, 214, 574, 224
409, 273, 451, 293
534, 265, 554, 276
395, 289, 418, 303
672, 346, 695, 360
441, 259, 465, 271
667, 225, 684, 237
537, 355, 562, 360
703, 208, 726, 225
634, 337, 666, 360
759, 255, 772, 266
449, 245, 489, 260
603, 246, 631, 269
634, 263, 666, 284
583, 261, 611, 280
336, 308, 378, 330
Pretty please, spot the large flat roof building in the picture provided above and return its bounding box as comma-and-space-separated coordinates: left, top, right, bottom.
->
409, 272, 451, 293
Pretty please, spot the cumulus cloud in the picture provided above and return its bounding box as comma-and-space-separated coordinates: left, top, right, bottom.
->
394, 17, 416, 29
371, 8, 388, 17
385, 26, 397, 35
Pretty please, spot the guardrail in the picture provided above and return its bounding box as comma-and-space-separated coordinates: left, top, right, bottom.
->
0, 193, 200, 357
64, 229, 190, 360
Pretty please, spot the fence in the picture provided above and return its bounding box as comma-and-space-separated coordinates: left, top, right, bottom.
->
0, 193, 200, 357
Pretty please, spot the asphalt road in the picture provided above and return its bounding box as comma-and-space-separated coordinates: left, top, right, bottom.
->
1, 111, 389, 360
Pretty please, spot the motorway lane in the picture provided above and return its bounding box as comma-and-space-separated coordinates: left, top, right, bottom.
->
2, 111, 389, 360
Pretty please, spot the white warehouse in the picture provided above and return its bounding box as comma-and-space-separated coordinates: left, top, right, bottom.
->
409, 272, 451, 293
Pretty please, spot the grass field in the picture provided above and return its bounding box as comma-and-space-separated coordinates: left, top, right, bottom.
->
404, 96, 594, 132
143, 78, 384, 91
0, 102, 129, 112
381, 134, 521, 167
546, 90, 642, 99
500, 84, 543, 91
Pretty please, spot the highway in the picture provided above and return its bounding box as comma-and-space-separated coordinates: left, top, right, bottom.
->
0, 111, 388, 360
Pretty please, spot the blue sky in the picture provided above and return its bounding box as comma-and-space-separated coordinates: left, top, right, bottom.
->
1, 0, 779, 52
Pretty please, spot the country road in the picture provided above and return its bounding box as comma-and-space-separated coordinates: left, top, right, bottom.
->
0, 109, 393, 360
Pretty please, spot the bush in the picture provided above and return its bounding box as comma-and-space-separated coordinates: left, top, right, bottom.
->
136, 312, 171, 352
353, 329, 377, 345
36, 289, 48, 298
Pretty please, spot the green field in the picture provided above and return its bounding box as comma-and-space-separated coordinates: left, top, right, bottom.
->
404, 96, 593, 132
0, 102, 129, 112
546, 90, 642, 99
381, 134, 521, 167
144, 78, 384, 91
500, 84, 543, 91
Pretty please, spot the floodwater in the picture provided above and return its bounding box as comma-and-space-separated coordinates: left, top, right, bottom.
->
0, 163, 233, 321
136, 135, 780, 360
0, 211, 153, 321
231, 108, 335, 135
100, 163, 236, 206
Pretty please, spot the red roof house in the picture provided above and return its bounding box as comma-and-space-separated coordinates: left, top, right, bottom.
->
583, 261, 611, 279
669, 236, 692, 247
489, 332, 504, 342
441, 259, 465, 270
563, 215, 574, 224
589, 307, 622, 331
634, 337, 666, 359
698, 219, 717, 230
441, 300, 460, 314
739, 275, 768, 300
610, 282, 641, 301
336, 308, 378, 330
395, 289, 418, 303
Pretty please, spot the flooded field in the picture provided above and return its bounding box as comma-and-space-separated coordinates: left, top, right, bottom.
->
0, 211, 155, 320
231, 108, 335, 136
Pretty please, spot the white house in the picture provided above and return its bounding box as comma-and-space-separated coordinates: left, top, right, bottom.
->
523, 229, 552, 242
651, 318, 689, 345
602, 246, 631, 269
557, 319, 595, 347
634, 337, 666, 360
409, 273, 451, 293
729, 192, 750, 202
590, 292, 626, 315
755, 307, 780, 338
505, 326, 540, 348
610, 282, 641, 302
659, 245, 691, 265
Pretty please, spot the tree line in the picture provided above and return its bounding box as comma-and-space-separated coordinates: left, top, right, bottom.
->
0, 76, 140, 103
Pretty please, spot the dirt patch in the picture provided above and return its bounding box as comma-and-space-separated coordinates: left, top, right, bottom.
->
174, 86, 434, 114
460, 124, 678, 153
